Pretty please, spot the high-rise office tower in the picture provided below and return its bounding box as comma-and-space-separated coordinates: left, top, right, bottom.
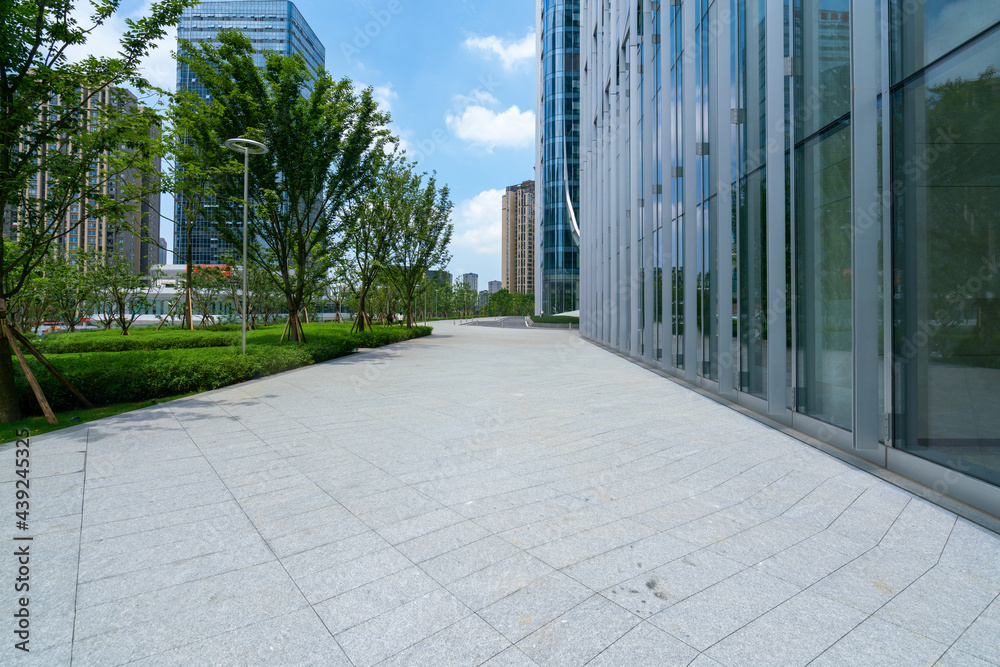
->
578, 0, 1000, 517
536, 0, 580, 315
174, 1, 325, 265
501, 180, 535, 296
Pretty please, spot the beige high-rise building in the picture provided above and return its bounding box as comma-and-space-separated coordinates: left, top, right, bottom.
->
501, 180, 535, 294
4, 86, 160, 275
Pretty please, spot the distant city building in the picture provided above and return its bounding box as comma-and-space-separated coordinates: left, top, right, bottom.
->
536, 0, 580, 315
488, 280, 502, 294
478, 290, 490, 310
462, 273, 478, 293
3, 86, 160, 274
174, 1, 325, 265
501, 180, 535, 296
158, 238, 168, 266
426, 269, 452, 286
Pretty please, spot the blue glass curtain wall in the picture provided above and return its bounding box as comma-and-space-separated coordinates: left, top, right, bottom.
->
539, 0, 582, 316
174, 0, 325, 265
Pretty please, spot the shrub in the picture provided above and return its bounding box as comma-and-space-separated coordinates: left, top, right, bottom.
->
13, 324, 432, 414
35, 329, 238, 353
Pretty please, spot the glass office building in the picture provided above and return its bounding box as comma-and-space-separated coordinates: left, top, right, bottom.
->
536, 0, 582, 315
579, 0, 1000, 517
174, 1, 324, 265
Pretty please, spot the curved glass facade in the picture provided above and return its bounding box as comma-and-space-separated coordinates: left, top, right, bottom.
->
537, 0, 581, 315
579, 0, 1000, 518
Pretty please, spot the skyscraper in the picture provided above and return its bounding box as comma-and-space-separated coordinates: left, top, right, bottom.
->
462, 273, 479, 294
578, 0, 1000, 518
536, 0, 580, 315
4, 87, 160, 274
174, 1, 325, 265
501, 180, 535, 296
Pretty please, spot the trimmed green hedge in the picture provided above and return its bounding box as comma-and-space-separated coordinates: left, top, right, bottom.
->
36, 328, 238, 353
13, 324, 432, 414
530, 315, 580, 324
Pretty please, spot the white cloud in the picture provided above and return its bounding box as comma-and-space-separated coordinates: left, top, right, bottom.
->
446, 105, 535, 150
454, 89, 499, 108
372, 84, 397, 112
464, 32, 536, 71
66, 1, 178, 91
452, 189, 504, 255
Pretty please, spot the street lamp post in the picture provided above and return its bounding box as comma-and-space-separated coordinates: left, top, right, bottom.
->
224, 138, 268, 354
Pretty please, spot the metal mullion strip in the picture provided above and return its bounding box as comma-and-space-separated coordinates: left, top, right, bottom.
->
662, 7, 674, 370
716, 0, 734, 398
629, 32, 642, 357
765, 0, 787, 417
852, 0, 880, 452
683, 0, 698, 382
643, 9, 657, 365
787, 0, 798, 413
881, 0, 894, 446
618, 61, 628, 352
534, 4, 544, 316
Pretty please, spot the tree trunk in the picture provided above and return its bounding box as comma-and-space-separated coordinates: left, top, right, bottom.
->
353, 288, 370, 333
285, 311, 305, 342
0, 328, 23, 423
185, 223, 194, 330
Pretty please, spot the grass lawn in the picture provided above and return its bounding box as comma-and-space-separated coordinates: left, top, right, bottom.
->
0, 393, 198, 444
6, 322, 431, 438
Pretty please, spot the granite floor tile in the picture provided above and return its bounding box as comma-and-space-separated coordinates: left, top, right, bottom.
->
1, 324, 997, 665
377, 614, 510, 667
647, 567, 801, 650
312, 565, 441, 635
704, 591, 867, 665
478, 572, 595, 643
516, 594, 641, 667
445, 551, 554, 611
810, 617, 948, 666
334, 587, 470, 667
586, 622, 698, 667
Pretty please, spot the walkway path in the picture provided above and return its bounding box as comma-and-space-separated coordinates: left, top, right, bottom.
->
2, 323, 999, 665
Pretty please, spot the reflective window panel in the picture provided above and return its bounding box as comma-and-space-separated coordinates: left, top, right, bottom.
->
893, 25, 1000, 485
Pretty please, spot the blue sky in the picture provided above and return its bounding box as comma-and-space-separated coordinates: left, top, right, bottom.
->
85, 0, 537, 286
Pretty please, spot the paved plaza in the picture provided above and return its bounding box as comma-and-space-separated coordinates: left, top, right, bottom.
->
2, 323, 1000, 666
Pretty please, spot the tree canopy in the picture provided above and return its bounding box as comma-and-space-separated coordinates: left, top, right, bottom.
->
0, 0, 196, 422
174, 30, 391, 342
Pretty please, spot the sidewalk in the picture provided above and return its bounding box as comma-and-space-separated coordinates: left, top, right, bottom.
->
2, 323, 998, 665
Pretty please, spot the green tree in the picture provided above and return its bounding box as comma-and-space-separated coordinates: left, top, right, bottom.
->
0, 0, 195, 421
175, 30, 390, 342
388, 165, 453, 327
487, 288, 514, 317
155, 104, 236, 330
91, 255, 162, 335
36, 248, 97, 331
3, 240, 46, 333
452, 279, 475, 318
341, 152, 405, 332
